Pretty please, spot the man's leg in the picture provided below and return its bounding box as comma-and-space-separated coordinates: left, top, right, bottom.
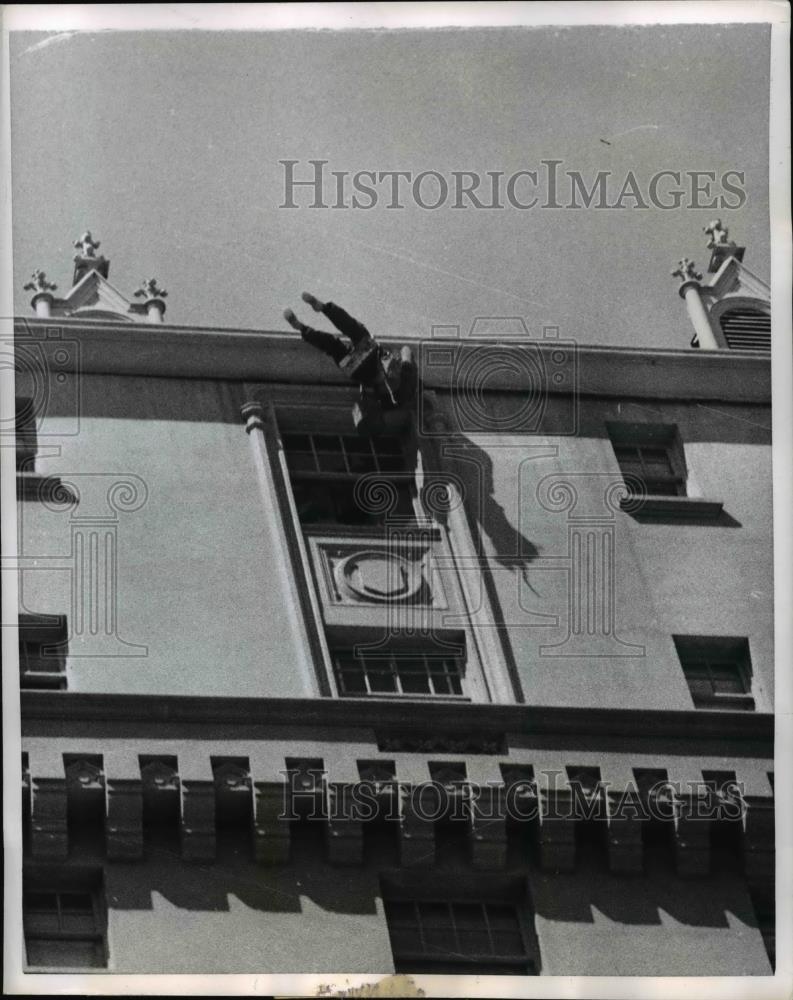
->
301, 292, 372, 347
284, 308, 348, 364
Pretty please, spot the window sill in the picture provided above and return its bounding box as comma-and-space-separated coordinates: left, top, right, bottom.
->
619, 495, 724, 520
339, 693, 470, 703
302, 522, 441, 540
692, 695, 756, 712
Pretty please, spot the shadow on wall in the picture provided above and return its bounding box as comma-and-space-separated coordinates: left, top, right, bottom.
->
528, 840, 758, 930
99, 824, 760, 935
421, 430, 540, 579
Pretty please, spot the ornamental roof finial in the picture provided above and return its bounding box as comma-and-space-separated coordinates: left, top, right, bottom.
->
71, 229, 109, 284
73, 231, 101, 259
23, 269, 58, 294
671, 258, 702, 284
703, 219, 733, 250
133, 278, 168, 301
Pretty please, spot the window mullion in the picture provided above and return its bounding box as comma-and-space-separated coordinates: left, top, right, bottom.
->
482, 903, 496, 956
309, 435, 320, 473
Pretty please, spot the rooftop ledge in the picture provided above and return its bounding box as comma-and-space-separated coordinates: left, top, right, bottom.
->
20, 691, 773, 754
14, 316, 771, 403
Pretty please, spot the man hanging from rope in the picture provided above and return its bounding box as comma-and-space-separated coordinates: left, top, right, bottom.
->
284, 293, 418, 432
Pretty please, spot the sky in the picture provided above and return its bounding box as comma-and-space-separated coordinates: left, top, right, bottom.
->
8, 22, 771, 349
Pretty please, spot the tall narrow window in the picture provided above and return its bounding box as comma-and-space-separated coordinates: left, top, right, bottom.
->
383, 896, 539, 975
674, 636, 754, 711
23, 874, 107, 969
282, 432, 413, 526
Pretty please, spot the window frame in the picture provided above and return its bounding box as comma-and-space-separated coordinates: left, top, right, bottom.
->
673, 635, 755, 711
607, 423, 688, 498
281, 429, 418, 528
332, 646, 468, 701
383, 895, 539, 975
23, 871, 108, 971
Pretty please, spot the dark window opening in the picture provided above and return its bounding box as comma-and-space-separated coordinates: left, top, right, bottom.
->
607, 423, 687, 497
18, 613, 68, 691
23, 875, 107, 969
383, 897, 539, 975
674, 636, 754, 711
282, 432, 413, 526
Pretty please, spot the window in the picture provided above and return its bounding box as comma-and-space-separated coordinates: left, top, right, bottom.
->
608, 424, 686, 497
383, 898, 538, 975
19, 614, 68, 691
333, 647, 465, 699
23, 876, 107, 969
282, 432, 413, 526
674, 636, 754, 711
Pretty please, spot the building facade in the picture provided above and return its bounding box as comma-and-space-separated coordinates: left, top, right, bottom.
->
11, 226, 774, 978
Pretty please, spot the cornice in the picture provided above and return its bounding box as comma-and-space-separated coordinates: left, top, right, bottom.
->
20, 691, 773, 755
14, 316, 771, 403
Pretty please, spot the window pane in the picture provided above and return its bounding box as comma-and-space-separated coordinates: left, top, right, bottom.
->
428, 660, 463, 695
331, 483, 371, 525
345, 437, 373, 454
282, 433, 312, 451
313, 435, 343, 452
291, 481, 338, 524
487, 904, 526, 956
687, 679, 713, 699
24, 892, 57, 913
61, 913, 98, 934
337, 666, 367, 694
24, 913, 61, 934
376, 437, 404, 455
368, 664, 397, 693
384, 902, 422, 953
398, 660, 431, 694
641, 447, 674, 469
285, 452, 316, 473
347, 452, 377, 473
419, 902, 456, 956
60, 893, 94, 913
453, 903, 491, 954
26, 937, 103, 969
